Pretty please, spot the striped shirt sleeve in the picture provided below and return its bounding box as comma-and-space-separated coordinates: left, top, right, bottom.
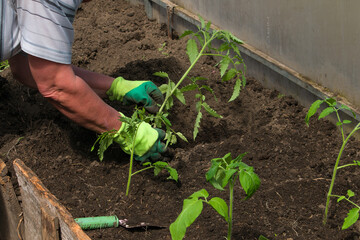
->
16, 0, 82, 64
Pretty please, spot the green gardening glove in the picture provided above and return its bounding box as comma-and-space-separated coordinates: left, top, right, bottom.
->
106, 77, 164, 113
114, 114, 166, 162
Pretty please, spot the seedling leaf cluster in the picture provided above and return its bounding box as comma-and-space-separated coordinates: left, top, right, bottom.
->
306, 97, 360, 229
170, 153, 260, 240
92, 16, 247, 196
154, 15, 246, 141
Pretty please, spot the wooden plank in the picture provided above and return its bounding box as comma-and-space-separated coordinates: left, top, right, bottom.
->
41, 207, 60, 240
13, 159, 91, 240
0, 160, 8, 177
0, 158, 23, 240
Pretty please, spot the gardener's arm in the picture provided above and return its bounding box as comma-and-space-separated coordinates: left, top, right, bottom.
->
10, 54, 163, 113
9, 54, 114, 97
28, 55, 121, 133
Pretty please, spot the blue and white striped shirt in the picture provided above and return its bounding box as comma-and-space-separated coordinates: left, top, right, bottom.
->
1, 0, 82, 64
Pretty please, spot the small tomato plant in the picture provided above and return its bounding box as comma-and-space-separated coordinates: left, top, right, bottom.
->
305, 97, 360, 229
92, 108, 178, 196
152, 15, 246, 143
93, 15, 247, 196
169, 153, 260, 240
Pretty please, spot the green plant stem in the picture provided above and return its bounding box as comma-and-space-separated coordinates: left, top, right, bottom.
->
126, 151, 134, 196
227, 178, 234, 240
323, 123, 360, 224
334, 109, 345, 142
132, 166, 154, 175
337, 163, 358, 169
158, 35, 216, 115
331, 194, 360, 209
125, 126, 140, 196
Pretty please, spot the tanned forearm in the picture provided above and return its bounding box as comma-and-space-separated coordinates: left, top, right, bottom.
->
71, 66, 114, 98
27, 55, 121, 133
9, 53, 115, 98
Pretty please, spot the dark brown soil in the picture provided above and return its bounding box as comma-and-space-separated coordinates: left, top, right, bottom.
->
1, 1, 360, 239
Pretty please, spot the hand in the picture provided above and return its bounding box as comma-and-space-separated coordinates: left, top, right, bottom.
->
106, 77, 164, 113
114, 115, 166, 162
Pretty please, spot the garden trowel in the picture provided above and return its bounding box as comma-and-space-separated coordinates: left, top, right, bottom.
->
74, 215, 167, 230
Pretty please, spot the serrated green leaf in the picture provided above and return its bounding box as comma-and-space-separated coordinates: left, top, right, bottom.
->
222, 68, 237, 81
158, 84, 169, 94
199, 15, 205, 29
305, 99, 324, 126
347, 189, 355, 198
229, 78, 242, 102
193, 111, 202, 140
180, 30, 194, 39
206, 161, 221, 181
340, 104, 356, 118
230, 42, 241, 56
154, 166, 162, 176
208, 197, 229, 222
170, 197, 204, 240
202, 102, 222, 118
97, 134, 114, 161
220, 57, 231, 77
153, 161, 168, 176
218, 42, 231, 52
208, 166, 226, 190
165, 96, 174, 110
174, 88, 186, 105
342, 208, 359, 230
193, 76, 208, 82
166, 166, 179, 182
209, 177, 225, 191
239, 168, 260, 199
181, 84, 198, 92
229, 32, 244, 44
337, 196, 346, 202
222, 169, 237, 188
190, 189, 209, 199
223, 31, 231, 42
195, 34, 204, 47
186, 39, 198, 64
354, 160, 360, 166
325, 98, 337, 107
205, 21, 211, 31
318, 106, 335, 120
153, 161, 168, 168
223, 153, 232, 163
176, 132, 188, 143
161, 114, 172, 126
169, 134, 177, 145
233, 152, 247, 163
153, 71, 169, 78
201, 85, 214, 94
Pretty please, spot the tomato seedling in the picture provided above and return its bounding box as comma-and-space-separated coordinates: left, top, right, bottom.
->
305, 97, 360, 229
153, 15, 246, 142
92, 15, 247, 196
169, 153, 260, 240
92, 108, 178, 196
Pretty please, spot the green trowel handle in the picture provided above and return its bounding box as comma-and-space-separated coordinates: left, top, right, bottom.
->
74, 215, 119, 230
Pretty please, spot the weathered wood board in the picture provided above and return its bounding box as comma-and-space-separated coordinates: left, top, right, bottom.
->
13, 159, 91, 240
0, 158, 23, 240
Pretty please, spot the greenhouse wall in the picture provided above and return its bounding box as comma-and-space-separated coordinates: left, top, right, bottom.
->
129, 0, 360, 122
169, 0, 359, 107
